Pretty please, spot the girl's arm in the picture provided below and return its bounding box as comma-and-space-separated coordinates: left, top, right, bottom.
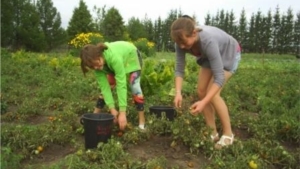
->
195, 41, 224, 107
94, 71, 115, 110
110, 58, 127, 112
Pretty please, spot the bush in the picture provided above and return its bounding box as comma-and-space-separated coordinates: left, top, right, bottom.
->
68, 32, 105, 56
133, 38, 156, 57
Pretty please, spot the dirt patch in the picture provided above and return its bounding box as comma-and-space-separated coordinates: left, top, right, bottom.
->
22, 144, 75, 167
125, 135, 207, 168
26, 115, 49, 125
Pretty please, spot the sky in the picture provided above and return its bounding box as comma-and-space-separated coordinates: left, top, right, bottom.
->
52, 0, 300, 28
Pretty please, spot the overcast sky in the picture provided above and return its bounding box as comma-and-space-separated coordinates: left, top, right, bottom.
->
52, 0, 300, 28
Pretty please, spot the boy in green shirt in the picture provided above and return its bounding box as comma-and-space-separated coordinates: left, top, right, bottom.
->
80, 41, 145, 131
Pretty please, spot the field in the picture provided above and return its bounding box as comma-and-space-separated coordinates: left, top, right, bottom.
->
1, 49, 300, 169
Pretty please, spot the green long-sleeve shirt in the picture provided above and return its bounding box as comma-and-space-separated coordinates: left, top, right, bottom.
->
94, 41, 141, 112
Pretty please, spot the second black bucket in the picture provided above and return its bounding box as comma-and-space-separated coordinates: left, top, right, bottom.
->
80, 113, 114, 149
149, 106, 176, 121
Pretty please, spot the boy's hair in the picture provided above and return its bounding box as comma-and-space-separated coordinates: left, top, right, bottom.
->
170, 15, 201, 43
80, 43, 108, 76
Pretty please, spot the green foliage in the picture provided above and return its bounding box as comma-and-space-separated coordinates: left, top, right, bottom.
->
1, 147, 23, 169
141, 58, 174, 97
1, 0, 15, 47
16, 0, 47, 51
36, 0, 67, 51
68, 32, 105, 56
126, 17, 147, 41
133, 38, 156, 57
101, 7, 126, 41
67, 0, 94, 40
1, 51, 299, 169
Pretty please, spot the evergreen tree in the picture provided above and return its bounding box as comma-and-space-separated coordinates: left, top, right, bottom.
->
224, 11, 230, 32
92, 5, 107, 33
261, 10, 273, 53
254, 10, 263, 53
272, 6, 281, 53
218, 9, 225, 29
142, 16, 154, 41
1, 0, 46, 51
162, 9, 178, 51
154, 17, 163, 51
126, 17, 147, 41
237, 8, 247, 52
281, 8, 294, 53
1, 0, 15, 48
36, 0, 66, 51
248, 14, 256, 52
67, 0, 94, 40
228, 10, 237, 38
204, 13, 212, 25
294, 12, 300, 55
215, 10, 220, 26
101, 7, 125, 41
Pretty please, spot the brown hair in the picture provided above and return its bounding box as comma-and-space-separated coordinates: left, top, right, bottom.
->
80, 43, 108, 76
170, 15, 201, 43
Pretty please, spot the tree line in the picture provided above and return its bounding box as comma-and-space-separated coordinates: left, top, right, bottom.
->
1, 0, 299, 54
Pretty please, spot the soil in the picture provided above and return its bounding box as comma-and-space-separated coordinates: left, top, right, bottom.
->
20, 124, 251, 169
12, 113, 295, 168
125, 135, 208, 168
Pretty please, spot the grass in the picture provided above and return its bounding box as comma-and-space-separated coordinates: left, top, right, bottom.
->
1, 49, 300, 169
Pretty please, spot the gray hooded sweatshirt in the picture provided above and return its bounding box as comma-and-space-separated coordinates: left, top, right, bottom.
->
175, 25, 240, 87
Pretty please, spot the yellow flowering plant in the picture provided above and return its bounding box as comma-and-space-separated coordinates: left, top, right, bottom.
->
69, 32, 105, 56
133, 38, 156, 57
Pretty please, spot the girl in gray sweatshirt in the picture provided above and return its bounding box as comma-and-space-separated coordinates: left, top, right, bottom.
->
171, 15, 241, 149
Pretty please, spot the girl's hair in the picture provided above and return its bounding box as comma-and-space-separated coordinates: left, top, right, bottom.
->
170, 15, 201, 42
80, 43, 108, 76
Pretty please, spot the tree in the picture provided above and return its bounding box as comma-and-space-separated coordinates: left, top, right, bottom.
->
161, 9, 178, 51
261, 10, 273, 53
1, 0, 15, 48
204, 13, 212, 25
254, 10, 263, 52
142, 15, 154, 41
228, 10, 237, 38
101, 7, 125, 41
67, 0, 94, 40
36, 0, 66, 51
248, 14, 256, 52
92, 5, 107, 32
280, 8, 294, 53
126, 17, 147, 41
294, 12, 300, 55
272, 6, 281, 53
237, 8, 248, 51
1, 0, 46, 51
154, 17, 163, 51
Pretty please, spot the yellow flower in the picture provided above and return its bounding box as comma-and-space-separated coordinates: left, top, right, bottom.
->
69, 32, 104, 49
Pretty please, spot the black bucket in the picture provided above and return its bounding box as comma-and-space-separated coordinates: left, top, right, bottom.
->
149, 106, 176, 121
80, 113, 114, 149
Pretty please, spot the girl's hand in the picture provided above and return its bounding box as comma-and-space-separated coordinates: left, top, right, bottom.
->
189, 101, 205, 115
174, 93, 183, 108
118, 112, 127, 131
110, 108, 119, 124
